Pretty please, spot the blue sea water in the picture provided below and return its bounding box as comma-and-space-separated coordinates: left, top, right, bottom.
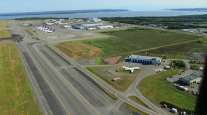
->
0, 10, 207, 19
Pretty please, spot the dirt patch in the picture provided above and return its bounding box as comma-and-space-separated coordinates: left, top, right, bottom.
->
104, 56, 122, 64
56, 42, 101, 59
0, 40, 14, 44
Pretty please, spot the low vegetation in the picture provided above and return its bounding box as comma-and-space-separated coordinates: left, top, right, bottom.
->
0, 21, 11, 39
25, 29, 39, 40
83, 28, 199, 57
56, 42, 101, 59
87, 66, 139, 91
170, 60, 186, 69
138, 40, 207, 59
102, 15, 207, 29
123, 103, 148, 115
139, 70, 196, 111
0, 42, 41, 115
129, 96, 149, 108
190, 64, 200, 70
57, 28, 203, 64
189, 60, 204, 70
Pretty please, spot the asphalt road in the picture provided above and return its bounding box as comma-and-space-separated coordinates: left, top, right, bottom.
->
21, 47, 66, 115
35, 44, 115, 113
9, 20, 168, 115
10, 21, 101, 115
27, 43, 101, 115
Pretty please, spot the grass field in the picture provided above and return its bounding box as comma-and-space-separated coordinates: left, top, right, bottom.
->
83, 28, 199, 57
129, 96, 150, 109
0, 42, 41, 115
57, 28, 202, 62
25, 29, 39, 40
87, 65, 139, 91
138, 40, 207, 59
138, 70, 196, 111
122, 103, 148, 115
0, 21, 11, 39
56, 42, 101, 59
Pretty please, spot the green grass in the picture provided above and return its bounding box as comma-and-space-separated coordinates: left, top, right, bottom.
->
0, 30, 11, 39
103, 89, 118, 101
25, 29, 39, 40
87, 66, 139, 91
123, 103, 148, 115
0, 21, 11, 39
0, 42, 41, 115
138, 40, 207, 59
190, 64, 201, 70
95, 57, 103, 65
129, 96, 150, 109
83, 28, 199, 57
139, 70, 196, 111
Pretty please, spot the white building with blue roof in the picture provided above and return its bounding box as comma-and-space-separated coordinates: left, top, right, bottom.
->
125, 55, 162, 65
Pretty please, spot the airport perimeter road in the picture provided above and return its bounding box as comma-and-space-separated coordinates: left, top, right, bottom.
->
10, 21, 100, 115
10, 20, 167, 115
125, 66, 171, 115
52, 46, 160, 115
33, 44, 118, 115
19, 42, 101, 115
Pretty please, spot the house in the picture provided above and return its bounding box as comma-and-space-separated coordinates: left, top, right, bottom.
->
178, 72, 202, 86
125, 55, 162, 65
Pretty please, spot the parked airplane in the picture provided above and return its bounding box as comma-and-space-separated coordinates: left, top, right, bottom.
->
122, 66, 140, 73
37, 25, 54, 33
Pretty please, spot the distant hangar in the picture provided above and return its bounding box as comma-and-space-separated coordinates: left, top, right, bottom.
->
178, 72, 202, 86
125, 55, 162, 65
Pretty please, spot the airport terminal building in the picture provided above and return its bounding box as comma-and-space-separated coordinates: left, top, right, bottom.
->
125, 55, 162, 65
178, 72, 202, 86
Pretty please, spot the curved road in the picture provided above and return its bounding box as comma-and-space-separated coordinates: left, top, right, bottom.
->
9, 20, 170, 115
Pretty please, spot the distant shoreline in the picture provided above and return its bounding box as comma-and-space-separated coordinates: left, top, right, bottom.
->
0, 9, 129, 16
1, 10, 207, 20
170, 8, 207, 12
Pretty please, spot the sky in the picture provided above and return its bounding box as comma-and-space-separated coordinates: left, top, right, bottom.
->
0, 0, 207, 13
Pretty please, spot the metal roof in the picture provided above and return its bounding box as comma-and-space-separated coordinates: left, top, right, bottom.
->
181, 72, 202, 81
128, 55, 162, 60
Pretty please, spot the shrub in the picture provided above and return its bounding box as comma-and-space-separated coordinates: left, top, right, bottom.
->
171, 60, 186, 69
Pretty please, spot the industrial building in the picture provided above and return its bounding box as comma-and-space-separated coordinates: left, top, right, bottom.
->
178, 72, 202, 86
72, 22, 114, 30
72, 24, 85, 29
125, 55, 162, 65
72, 23, 102, 30
97, 25, 114, 29
89, 18, 102, 22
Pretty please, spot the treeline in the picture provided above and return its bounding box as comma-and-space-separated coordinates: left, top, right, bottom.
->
102, 15, 207, 29
15, 17, 70, 20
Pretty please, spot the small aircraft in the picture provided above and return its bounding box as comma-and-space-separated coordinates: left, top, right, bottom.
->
122, 66, 140, 73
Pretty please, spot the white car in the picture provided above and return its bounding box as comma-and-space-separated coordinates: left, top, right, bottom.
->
170, 108, 178, 113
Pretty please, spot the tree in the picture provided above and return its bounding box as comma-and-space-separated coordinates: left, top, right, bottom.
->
171, 60, 186, 69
